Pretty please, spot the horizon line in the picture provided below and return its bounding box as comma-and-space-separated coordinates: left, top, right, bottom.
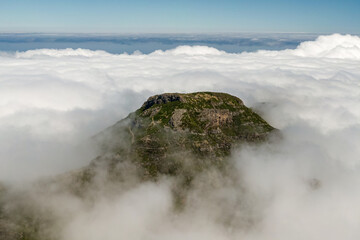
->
0, 31, 356, 36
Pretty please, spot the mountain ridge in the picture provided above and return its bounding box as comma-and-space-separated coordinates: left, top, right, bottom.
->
0, 91, 277, 240
92, 91, 276, 179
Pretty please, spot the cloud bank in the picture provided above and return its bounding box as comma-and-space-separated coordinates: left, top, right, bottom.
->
0, 32, 318, 54
0, 34, 360, 239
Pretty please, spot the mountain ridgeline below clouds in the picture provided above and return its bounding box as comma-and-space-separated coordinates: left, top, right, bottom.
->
0, 92, 276, 240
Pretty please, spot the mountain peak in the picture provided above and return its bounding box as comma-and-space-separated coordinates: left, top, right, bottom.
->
95, 92, 275, 178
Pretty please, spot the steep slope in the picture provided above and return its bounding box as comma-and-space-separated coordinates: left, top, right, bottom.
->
0, 92, 276, 240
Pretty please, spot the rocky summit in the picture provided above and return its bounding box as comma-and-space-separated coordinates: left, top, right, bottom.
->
92, 92, 275, 179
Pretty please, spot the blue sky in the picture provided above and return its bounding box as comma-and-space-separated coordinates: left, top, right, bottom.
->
0, 0, 359, 33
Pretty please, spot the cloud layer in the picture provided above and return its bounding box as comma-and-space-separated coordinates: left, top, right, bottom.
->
0, 33, 318, 54
0, 34, 360, 239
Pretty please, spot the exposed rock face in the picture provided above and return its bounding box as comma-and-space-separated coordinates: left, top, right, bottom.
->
200, 109, 233, 128
94, 92, 276, 179
170, 109, 187, 129
141, 93, 184, 110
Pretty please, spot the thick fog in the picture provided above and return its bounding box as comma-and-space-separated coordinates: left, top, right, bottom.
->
0, 34, 360, 239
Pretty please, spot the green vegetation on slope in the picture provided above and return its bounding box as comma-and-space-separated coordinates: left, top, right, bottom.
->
96, 92, 275, 179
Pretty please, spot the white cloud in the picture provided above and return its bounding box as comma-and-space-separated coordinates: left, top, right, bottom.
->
15, 48, 112, 58
253, 34, 360, 60
151, 45, 226, 56
292, 34, 360, 59
0, 34, 360, 239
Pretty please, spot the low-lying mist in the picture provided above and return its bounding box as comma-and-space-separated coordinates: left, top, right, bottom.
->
1, 34, 360, 239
